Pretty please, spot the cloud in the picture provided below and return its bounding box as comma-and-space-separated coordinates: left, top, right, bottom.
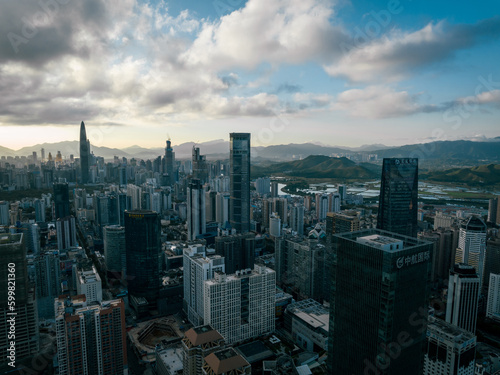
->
458, 90, 500, 106
181, 0, 348, 71
324, 17, 500, 83
333, 86, 437, 119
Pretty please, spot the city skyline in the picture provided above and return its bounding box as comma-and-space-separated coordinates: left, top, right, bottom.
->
1, 0, 499, 150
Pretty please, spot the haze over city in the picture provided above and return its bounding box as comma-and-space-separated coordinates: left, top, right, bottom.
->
1, 0, 500, 149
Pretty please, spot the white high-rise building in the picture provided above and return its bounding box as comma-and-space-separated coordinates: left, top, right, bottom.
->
455, 216, 487, 285
203, 265, 275, 344
487, 273, 500, 321
423, 317, 476, 375
187, 179, 206, 241
183, 244, 225, 326
434, 212, 456, 229
76, 264, 103, 303
446, 263, 480, 334
269, 214, 281, 237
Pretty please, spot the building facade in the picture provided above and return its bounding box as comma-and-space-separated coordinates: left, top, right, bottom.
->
376, 158, 419, 237
124, 210, 162, 306
229, 133, 251, 233
328, 229, 432, 374
204, 265, 275, 345
446, 263, 480, 334
423, 317, 476, 375
55, 296, 127, 375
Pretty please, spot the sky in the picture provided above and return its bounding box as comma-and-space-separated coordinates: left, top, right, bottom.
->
0, 0, 499, 151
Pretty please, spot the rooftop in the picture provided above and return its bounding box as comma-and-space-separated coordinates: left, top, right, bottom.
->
286, 299, 329, 331
204, 348, 250, 374
184, 325, 223, 347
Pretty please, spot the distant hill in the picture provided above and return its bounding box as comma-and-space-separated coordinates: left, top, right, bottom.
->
420, 164, 500, 186
1, 138, 499, 165
0, 145, 15, 157
252, 155, 379, 179
253, 143, 352, 161
370, 140, 500, 162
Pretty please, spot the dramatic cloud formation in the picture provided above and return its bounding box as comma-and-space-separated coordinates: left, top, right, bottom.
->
0, 0, 499, 148
325, 17, 500, 83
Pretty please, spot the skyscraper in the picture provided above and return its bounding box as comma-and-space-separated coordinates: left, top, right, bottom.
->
55, 296, 127, 375
229, 133, 250, 233
79, 120, 90, 184
455, 216, 487, 286
487, 273, 500, 320
446, 263, 480, 334
377, 158, 419, 237
203, 265, 275, 345
328, 229, 432, 374
34, 250, 61, 319
423, 317, 476, 375
183, 245, 225, 326
215, 233, 255, 274
164, 139, 175, 186
0, 233, 39, 364
104, 225, 126, 279
53, 182, 70, 219
192, 146, 208, 184
124, 210, 162, 306
187, 179, 206, 241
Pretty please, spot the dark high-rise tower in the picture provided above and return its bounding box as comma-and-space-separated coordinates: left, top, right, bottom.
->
229, 133, 250, 233
163, 139, 175, 186
79, 121, 90, 184
328, 229, 432, 374
53, 182, 70, 219
124, 210, 162, 305
377, 158, 418, 237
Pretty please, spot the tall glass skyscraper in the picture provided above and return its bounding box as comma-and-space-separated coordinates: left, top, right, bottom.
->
53, 182, 70, 219
377, 158, 419, 237
79, 121, 90, 184
229, 133, 250, 233
124, 210, 162, 304
328, 229, 432, 374
163, 139, 175, 186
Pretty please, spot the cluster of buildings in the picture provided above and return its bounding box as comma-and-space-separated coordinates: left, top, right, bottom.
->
1, 122, 500, 374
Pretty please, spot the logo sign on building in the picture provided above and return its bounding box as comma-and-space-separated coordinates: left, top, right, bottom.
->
396, 251, 430, 269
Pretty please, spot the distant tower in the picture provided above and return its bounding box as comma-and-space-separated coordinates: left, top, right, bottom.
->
446, 263, 480, 334
192, 146, 208, 184
164, 139, 175, 186
230, 133, 251, 233
187, 179, 206, 241
79, 121, 90, 184
377, 158, 419, 237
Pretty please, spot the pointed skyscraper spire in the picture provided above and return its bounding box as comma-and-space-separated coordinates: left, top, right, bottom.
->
79, 121, 90, 184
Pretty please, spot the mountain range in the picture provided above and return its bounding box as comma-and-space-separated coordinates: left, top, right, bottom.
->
1, 138, 499, 163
